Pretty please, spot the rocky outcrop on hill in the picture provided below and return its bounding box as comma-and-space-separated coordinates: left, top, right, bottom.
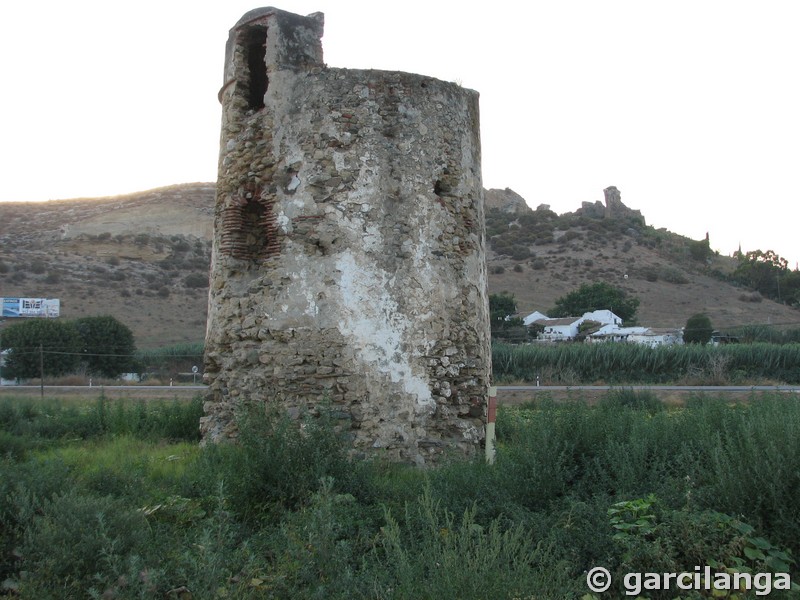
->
602, 185, 645, 224
484, 188, 532, 215
572, 185, 645, 224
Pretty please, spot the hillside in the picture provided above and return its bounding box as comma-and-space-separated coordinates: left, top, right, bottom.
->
0, 184, 215, 347
1, 183, 797, 348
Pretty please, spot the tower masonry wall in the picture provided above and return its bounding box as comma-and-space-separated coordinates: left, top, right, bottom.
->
203, 7, 490, 465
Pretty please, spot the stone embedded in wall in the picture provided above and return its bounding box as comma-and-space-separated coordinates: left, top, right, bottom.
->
203, 7, 491, 465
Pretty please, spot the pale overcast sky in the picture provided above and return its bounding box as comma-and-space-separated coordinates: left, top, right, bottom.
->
1, 1, 798, 266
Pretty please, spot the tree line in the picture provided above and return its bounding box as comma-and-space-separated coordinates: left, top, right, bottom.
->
733, 249, 800, 306
0, 316, 136, 380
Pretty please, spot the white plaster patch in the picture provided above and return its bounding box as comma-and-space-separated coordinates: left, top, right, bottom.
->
276, 211, 291, 232
298, 269, 319, 317
335, 251, 434, 411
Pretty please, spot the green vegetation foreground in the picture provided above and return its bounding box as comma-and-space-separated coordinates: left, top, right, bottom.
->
0, 392, 798, 598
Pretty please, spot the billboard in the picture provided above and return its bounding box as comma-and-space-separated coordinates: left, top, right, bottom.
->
1, 298, 60, 318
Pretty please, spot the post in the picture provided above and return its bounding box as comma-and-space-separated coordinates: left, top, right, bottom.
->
39, 343, 44, 400
485, 385, 497, 465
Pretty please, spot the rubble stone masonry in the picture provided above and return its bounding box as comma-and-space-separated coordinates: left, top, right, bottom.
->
202, 7, 490, 465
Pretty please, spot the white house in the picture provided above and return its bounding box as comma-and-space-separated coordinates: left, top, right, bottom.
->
535, 317, 584, 341
590, 326, 683, 346
629, 328, 683, 347
582, 309, 623, 327
588, 325, 649, 343
527, 309, 626, 342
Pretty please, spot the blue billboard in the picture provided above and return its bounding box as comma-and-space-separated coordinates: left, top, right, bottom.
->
1, 298, 60, 318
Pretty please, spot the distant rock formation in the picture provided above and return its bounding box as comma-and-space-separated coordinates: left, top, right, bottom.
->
571, 186, 645, 224
603, 186, 645, 224
577, 200, 606, 219
484, 188, 532, 215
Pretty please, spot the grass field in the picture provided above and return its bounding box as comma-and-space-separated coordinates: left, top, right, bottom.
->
1, 391, 798, 598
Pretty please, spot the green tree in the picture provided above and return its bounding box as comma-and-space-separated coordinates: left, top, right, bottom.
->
733, 249, 790, 301
0, 319, 82, 380
689, 236, 711, 262
781, 269, 800, 307
684, 313, 713, 345
73, 316, 137, 378
550, 282, 640, 324
489, 293, 527, 343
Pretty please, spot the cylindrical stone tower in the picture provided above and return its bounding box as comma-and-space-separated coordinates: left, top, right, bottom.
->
202, 7, 491, 465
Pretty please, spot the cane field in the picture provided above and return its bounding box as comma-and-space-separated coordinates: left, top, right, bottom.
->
492, 341, 800, 385
0, 391, 798, 599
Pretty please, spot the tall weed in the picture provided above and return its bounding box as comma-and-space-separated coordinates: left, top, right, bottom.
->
369, 486, 578, 599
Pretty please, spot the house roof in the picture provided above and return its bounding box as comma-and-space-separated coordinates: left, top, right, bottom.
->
536, 317, 581, 326
523, 311, 549, 326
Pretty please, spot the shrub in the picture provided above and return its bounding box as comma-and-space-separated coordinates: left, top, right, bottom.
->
659, 266, 689, 284
184, 272, 209, 288
510, 244, 531, 260
739, 291, 763, 303
157, 285, 170, 298
685, 313, 713, 345
642, 266, 659, 282
30, 259, 47, 275
172, 239, 191, 252
559, 229, 582, 244
193, 408, 361, 520
369, 488, 577, 599
16, 490, 152, 597
0, 261, 9, 274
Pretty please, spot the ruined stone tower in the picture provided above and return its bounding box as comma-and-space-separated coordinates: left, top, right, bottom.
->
202, 7, 490, 465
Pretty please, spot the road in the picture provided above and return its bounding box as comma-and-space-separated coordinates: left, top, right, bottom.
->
497, 385, 800, 393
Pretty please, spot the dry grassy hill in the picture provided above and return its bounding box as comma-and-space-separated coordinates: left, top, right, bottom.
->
0, 184, 214, 347
1, 183, 797, 348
